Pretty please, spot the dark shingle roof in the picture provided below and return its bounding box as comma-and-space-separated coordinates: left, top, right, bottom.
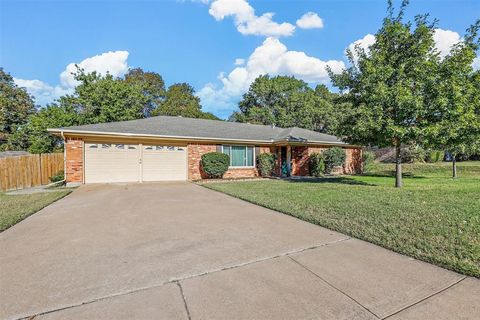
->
49, 116, 346, 145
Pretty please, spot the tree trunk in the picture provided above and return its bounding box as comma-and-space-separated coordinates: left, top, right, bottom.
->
395, 141, 402, 188
452, 156, 457, 179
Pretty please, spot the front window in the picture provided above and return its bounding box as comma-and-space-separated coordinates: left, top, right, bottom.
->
222, 145, 254, 167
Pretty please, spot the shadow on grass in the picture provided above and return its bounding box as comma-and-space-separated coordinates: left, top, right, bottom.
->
362, 171, 426, 179
284, 176, 376, 186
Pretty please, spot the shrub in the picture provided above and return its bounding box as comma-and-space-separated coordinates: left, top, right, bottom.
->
362, 151, 375, 173
401, 145, 426, 163
309, 153, 325, 177
257, 153, 276, 177
425, 150, 444, 163
323, 147, 346, 174
49, 170, 64, 183
201, 152, 230, 178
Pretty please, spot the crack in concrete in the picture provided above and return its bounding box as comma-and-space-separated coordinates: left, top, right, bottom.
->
381, 276, 467, 319
17, 236, 350, 320
288, 255, 381, 319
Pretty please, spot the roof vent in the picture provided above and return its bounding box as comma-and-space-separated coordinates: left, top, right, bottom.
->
271, 124, 275, 128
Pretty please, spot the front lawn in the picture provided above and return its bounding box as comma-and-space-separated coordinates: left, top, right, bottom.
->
0, 190, 71, 232
204, 161, 480, 277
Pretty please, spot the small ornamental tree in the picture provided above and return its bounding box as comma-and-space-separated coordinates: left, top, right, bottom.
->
328, 0, 439, 187
309, 153, 325, 177
201, 152, 229, 179
424, 21, 480, 178
257, 153, 276, 177
323, 147, 346, 174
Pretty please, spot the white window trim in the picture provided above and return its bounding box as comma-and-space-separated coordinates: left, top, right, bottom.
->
222, 145, 256, 168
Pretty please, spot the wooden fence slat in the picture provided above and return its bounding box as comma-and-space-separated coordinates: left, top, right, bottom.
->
0, 153, 64, 192
0, 158, 6, 191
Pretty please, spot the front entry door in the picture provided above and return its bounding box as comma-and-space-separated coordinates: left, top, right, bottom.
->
280, 146, 291, 177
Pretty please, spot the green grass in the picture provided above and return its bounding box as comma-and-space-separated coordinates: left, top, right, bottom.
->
204, 161, 480, 277
0, 190, 71, 232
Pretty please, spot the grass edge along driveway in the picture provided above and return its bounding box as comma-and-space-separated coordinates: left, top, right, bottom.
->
203, 162, 480, 278
0, 190, 72, 232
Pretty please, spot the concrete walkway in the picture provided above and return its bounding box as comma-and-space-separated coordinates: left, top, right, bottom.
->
0, 182, 478, 320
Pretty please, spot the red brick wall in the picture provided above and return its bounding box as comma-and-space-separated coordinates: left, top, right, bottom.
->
345, 148, 363, 174
65, 138, 83, 183
187, 143, 216, 180
187, 143, 276, 180
291, 145, 362, 176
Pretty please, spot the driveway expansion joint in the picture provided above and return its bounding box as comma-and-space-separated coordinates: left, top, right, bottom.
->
168, 236, 351, 282
15, 237, 350, 320
175, 281, 192, 320
381, 276, 468, 319
288, 255, 382, 319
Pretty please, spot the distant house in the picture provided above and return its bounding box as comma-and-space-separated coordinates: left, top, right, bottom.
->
0, 151, 30, 158
48, 116, 362, 185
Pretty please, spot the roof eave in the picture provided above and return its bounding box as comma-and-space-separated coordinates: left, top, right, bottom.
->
47, 128, 274, 144
47, 128, 361, 148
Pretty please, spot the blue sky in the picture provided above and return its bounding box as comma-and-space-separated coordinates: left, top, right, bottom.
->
1, 0, 479, 118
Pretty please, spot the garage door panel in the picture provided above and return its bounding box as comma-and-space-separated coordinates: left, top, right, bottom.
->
142, 146, 187, 181
85, 143, 139, 183
84, 143, 187, 183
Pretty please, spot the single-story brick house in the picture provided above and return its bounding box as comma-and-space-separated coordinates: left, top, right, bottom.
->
48, 116, 362, 185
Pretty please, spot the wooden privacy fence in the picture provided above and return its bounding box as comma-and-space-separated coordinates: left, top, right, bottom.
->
0, 153, 64, 192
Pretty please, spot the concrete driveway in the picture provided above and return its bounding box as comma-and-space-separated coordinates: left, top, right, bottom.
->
0, 182, 478, 320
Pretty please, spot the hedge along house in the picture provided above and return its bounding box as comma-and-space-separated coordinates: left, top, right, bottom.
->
48, 116, 362, 185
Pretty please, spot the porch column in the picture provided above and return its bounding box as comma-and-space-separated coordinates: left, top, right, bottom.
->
286, 145, 291, 176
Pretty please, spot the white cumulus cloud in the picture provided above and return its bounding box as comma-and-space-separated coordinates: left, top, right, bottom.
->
473, 57, 480, 71
13, 78, 73, 106
13, 50, 130, 106
347, 29, 470, 63
433, 28, 462, 58
234, 58, 245, 66
296, 12, 324, 29
345, 34, 376, 64
208, 0, 295, 37
198, 37, 345, 116
60, 51, 129, 88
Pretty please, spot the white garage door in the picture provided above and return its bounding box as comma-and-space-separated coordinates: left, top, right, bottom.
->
142, 145, 187, 181
84, 143, 187, 183
85, 143, 140, 183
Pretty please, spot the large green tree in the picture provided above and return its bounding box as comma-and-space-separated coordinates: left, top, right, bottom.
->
60, 69, 148, 124
13, 104, 79, 153
124, 68, 166, 117
0, 68, 36, 150
232, 75, 340, 133
153, 83, 219, 120
425, 22, 480, 177
329, 0, 439, 187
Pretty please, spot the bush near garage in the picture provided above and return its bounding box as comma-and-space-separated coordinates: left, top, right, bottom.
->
49, 170, 65, 183
323, 147, 346, 174
309, 153, 325, 177
201, 152, 230, 178
257, 153, 276, 177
